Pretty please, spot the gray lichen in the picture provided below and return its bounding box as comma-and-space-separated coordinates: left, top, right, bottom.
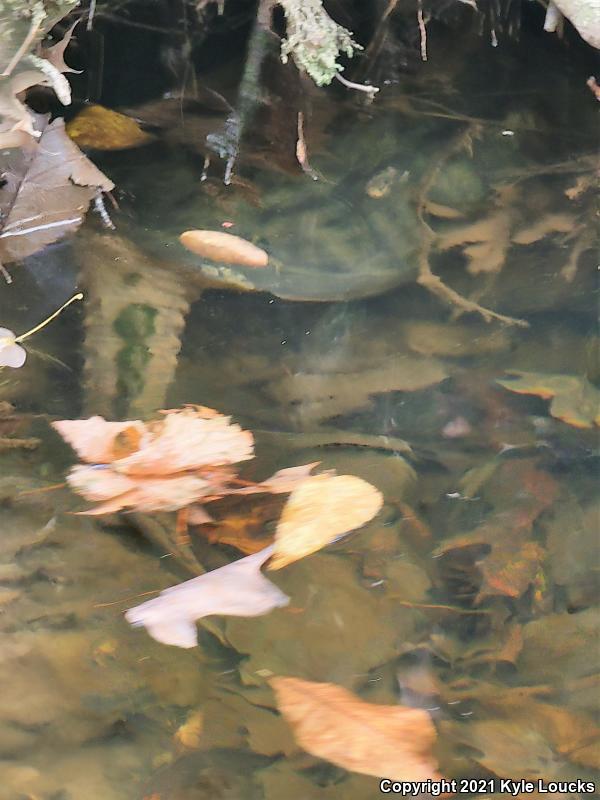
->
278, 0, 362, 86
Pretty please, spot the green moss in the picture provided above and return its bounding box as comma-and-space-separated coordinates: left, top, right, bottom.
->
113, 303, 157, 414
113, 304, 157, 340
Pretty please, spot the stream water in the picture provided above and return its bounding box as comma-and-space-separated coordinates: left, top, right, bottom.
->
0, 14, 598, 800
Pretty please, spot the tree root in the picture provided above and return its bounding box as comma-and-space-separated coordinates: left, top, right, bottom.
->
414, 124, 529, 328
417, 267, 528, 327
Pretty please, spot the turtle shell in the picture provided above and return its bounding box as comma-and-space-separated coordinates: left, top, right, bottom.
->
121, 110, 489, 302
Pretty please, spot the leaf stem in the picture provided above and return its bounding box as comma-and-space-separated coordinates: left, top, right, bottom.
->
15, 293, 83, 342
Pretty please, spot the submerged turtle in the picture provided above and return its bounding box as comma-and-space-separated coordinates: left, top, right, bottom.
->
113, 91, 593, 313
115, 106, 490, 303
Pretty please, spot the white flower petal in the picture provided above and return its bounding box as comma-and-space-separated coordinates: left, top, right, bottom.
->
0, 343, 26, 368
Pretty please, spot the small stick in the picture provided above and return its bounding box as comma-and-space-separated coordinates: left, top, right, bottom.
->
334, 72, 379, 96
15, 293, 84, 343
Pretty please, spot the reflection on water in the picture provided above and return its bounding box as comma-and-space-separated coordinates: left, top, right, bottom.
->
0, 21, 598, 800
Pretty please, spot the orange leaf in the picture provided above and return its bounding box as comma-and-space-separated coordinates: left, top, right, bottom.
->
270, 677, 442, 782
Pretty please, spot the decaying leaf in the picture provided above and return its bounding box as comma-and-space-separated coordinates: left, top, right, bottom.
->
53, 418, 147, 464
435, 462, 558, 602
270, 676, 441, 781
269, 473, 383, 570
0, 116, 113, 265
125, 545, 289, 648
53, 407, 255, 514
179, 230, 269, 268
66, 104, 154, 150
39, 21, 81, 75
497, 370, 600, 428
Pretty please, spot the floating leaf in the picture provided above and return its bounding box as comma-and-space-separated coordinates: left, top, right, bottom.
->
0, 116, 113, 266
270, 677, 441, 782
179, 230, 269, 268
125, 545, 289, 648
53, 417, 147, 464
54, 408, 254, 514
113, 408, 254, 476
269, 473, 383, 570
66, 104, 154, 150
497, 370, 600, 428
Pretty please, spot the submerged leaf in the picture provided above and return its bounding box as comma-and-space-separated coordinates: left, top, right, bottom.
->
66, 104, 154, 150
497, 370, 600, 428
269, 473, 383, 570
180, 230, 269, 268
270, 677, 441, 781
125, 545, 289, 648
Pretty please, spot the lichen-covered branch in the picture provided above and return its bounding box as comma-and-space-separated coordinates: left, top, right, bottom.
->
278, 0, 362, 86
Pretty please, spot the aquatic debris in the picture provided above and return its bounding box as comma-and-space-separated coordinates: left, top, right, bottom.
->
0, 293, 83, 369
0, 329, 26, 368
270, 676, 442, 781
53, 406, 255, 514
125, 545, 289, 648
497, 370, 600, 429
179, 230, 268, 268
0, 117, 114, 266
66, 104, 154, 150
268, 473, 383, 570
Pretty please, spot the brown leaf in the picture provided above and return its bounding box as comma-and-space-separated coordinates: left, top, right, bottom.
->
198, 496, 281, 554
180, 230, 268, 268
40, 21, 81, 74
268, 473, 383, 570
125, 545, 289, 648
0, 116, 113, 264
435, 462, 558, 601
270, 677, 442, 782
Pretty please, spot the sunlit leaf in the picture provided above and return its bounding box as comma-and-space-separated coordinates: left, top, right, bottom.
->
268, 473, 383, 570
270, 676, 442, 781
66, 104, 154, 150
